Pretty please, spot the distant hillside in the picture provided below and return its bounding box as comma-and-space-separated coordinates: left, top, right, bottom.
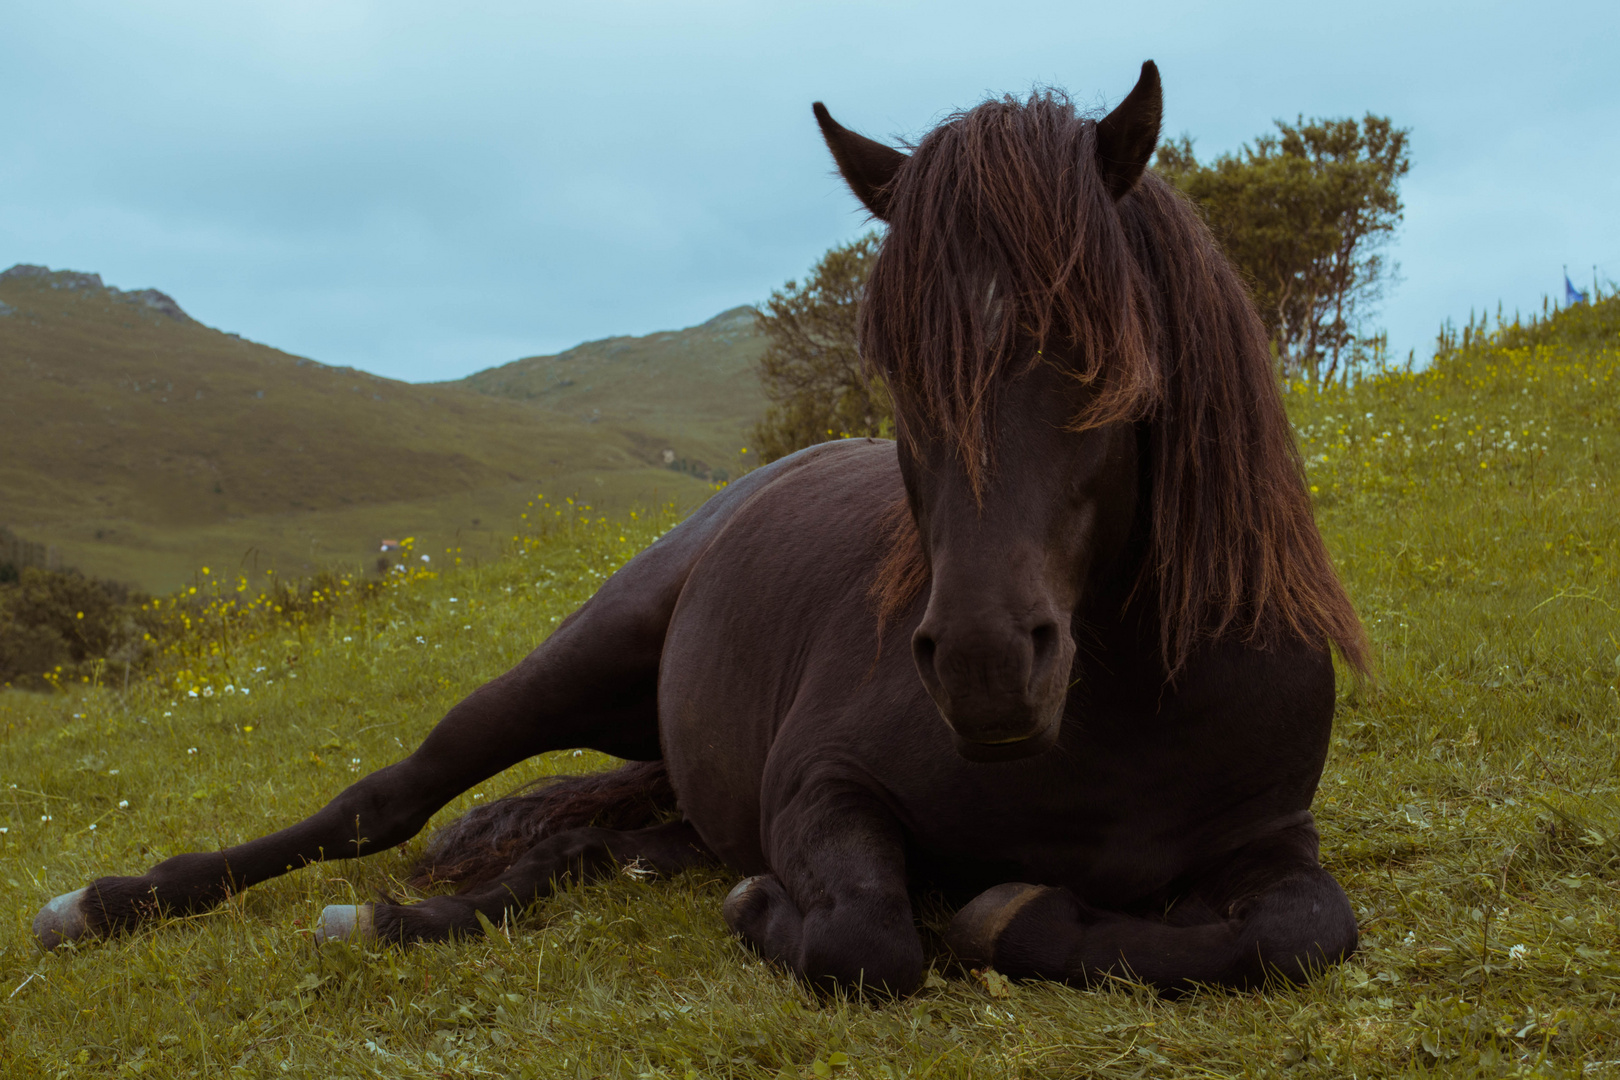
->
0, 265, 731, 593
447, 306, 766, 481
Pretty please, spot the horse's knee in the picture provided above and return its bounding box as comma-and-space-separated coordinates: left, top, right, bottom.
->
324, 766, 440, 855
801, 914, 924, 996
1232, 870, 1358, 985
724, 875, 923, 996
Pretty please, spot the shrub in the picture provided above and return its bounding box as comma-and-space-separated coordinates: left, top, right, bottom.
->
0, 567, 158, 687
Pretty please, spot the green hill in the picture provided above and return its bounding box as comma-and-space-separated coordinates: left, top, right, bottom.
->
0, 265, 755, 593
445, 305, 766, 481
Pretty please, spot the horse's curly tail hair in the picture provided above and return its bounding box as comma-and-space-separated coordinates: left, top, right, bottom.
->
407, 760, 676, 891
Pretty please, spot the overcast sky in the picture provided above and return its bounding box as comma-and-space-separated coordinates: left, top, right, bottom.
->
2, 1, 1615, 382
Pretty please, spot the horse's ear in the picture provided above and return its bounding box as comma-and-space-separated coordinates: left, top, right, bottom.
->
1095, 61, 1162, 199
813, 102, 907, 221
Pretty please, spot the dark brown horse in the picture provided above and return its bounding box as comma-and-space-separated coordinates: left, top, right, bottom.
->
35, 62, 1368, 995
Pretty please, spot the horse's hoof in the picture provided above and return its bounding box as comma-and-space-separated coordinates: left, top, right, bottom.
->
315, 904, 374, 944
722, 876, 764, 926
945, 883, 1059, 968
33, 888, 91, 951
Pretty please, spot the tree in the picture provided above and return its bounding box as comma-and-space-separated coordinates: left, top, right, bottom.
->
1155, 115, 1411, 383
752, 233, 891, 462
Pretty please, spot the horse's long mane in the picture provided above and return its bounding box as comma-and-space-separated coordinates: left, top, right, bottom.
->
865, 90, 1368, 677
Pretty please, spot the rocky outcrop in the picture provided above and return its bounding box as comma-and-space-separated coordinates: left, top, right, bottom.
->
113, 288, 190, 321
0, 264, 192, 321
0, 264, 103, 290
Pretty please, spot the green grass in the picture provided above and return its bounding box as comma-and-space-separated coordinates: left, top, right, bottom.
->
0, 299, 1617, 1077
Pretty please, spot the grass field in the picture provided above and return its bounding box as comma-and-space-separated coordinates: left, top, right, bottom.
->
0, 298, 1616, 1078
0, 266, 754, 594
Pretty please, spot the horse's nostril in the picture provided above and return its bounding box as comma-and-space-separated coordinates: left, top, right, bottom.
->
1030, 621, 1069, 689
1030, 622, 1061, 677
912, 633, 938, 672
911, 631, 945, 697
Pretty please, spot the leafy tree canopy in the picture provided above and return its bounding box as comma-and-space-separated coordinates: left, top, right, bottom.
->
1154, 115, 1411, 384
752, 114, 1411, 458
751, 233, 890, 463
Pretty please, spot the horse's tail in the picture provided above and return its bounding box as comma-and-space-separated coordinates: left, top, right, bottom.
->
407, 760, 676, 891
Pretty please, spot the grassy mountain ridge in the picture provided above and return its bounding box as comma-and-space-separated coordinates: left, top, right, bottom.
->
446, 305, 766, 480
1, 265, 744, 592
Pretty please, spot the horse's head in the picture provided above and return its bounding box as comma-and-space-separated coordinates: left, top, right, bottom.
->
816, 64, 1164, 762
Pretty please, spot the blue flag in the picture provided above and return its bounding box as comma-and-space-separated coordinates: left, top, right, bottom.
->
1565, 273, 1588, 305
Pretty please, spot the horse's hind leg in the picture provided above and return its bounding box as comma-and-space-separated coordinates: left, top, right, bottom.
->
944, 818, 1357, 991
321, 820, 716, 943
32, 534, 697, 950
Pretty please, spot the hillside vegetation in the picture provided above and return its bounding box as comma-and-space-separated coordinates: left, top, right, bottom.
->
449, 306, 765, 483
0, 266, 757, 594
0, 296, 1616, 1076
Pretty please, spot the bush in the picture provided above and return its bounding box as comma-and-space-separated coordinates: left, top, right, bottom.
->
0, 567, 158, 687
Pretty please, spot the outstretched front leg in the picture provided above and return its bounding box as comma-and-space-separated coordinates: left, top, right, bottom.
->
946, 818, 1356, 991
723, 782, 924, 996
31, 536, 691, 950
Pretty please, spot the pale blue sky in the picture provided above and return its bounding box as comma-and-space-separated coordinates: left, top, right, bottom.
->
2, 1, 1615, 381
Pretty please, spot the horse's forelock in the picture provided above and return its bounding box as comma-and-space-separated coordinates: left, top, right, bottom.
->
862, 91, 1159, 493
866, 89, 1368, 678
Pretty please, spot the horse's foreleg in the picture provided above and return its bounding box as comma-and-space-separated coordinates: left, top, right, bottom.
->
722, 785, 923, 995
319, 820, 715, 943
32, 571, 677, 950
945, 820, 1357, 991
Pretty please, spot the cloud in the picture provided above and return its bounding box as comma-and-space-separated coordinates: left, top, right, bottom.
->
2, 0, 1615, 380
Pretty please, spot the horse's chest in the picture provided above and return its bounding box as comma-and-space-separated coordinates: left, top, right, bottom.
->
899, 723, 1303, 904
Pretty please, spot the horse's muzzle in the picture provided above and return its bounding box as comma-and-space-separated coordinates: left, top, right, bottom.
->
913, 619, 1071, 761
